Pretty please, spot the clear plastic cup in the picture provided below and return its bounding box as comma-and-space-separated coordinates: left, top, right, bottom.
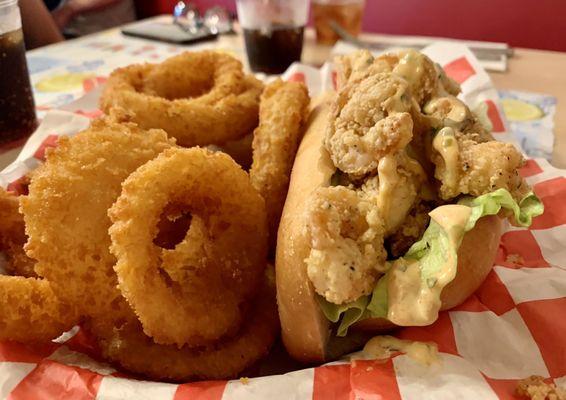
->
236, 0, 310, 74
0, 0, 37, 143
312, 0, 365, 45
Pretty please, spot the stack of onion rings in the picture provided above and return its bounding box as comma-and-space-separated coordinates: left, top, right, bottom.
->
12, 117, 277, 381
2, 49, 311, 382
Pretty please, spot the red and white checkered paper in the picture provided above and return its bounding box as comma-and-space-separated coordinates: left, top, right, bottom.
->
1, 44, 565, 399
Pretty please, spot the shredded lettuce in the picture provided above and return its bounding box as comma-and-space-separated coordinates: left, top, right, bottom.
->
317, 189, 543, 336
460, 189, 543, 228
366, 271, 389, 318
318, 295, 368, 324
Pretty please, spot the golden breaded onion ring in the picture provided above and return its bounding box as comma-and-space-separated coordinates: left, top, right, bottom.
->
249, 79, 310, 250
88, 273, 279, 382
21, 119, 175, 326
109, 147, 268, 347
0, 190, 77, 342
100, 51, 263, 147
0, 277, 78, 342
0, 188, 36, 278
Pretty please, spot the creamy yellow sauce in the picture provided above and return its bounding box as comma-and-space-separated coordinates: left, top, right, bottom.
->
447, 102, 467, 124
392, 50, 425, 88
387, 204, 471, 326
375, 155, 398, 227
362, 335, 439, 366
433, 127, 460, 190
430, 204, 471, 233
384, 84, 411, 112
424, 97, 468, 128
372, 153, 426, 234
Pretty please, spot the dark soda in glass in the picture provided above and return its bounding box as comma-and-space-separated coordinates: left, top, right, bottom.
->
0, 28, 37, 144
243, 24, 304, 74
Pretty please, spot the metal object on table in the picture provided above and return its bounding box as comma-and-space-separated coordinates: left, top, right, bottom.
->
329, 20, 513, 66
173, 1, 202, 34
173, 1, 233, 35
203, 6, 233, 35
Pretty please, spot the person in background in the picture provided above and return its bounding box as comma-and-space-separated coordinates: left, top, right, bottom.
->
19, 0, 64, 49
20, 0, 135, 48
50, 0, 136, 37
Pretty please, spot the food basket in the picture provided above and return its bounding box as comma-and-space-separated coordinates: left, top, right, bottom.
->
0, 42, 564, 400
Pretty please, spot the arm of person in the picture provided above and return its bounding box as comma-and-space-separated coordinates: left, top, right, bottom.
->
19, 0, 64, 49
51, 0, 124, 29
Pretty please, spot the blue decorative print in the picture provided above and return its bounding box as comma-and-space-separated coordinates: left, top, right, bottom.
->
67, 60, 105, 73
26, 56, 65, 74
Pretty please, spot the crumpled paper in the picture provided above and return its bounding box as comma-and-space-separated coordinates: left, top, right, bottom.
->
1, 43, 565, 400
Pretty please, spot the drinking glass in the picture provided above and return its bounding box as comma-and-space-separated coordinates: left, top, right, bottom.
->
0, 0, 37, 143
312, 0, 365, 45
236, 0, 310, 74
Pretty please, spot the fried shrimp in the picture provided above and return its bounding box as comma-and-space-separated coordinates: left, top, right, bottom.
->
328, 50, 465, 178
100, 51, 264, 147
88, 273, 279, 382
431, 128, 527, 200
325, 73, 414, 176
335, 49, 460, 104
0, 188, 36, 278
387, 50, 457, 106
109, 147, 268, 347
21, 119, 175, 325
0, 277, 78, 342
305, 186, 386, 304
335, 50, 394, 89
250, 79, 310, 249
516, 376, 566, 400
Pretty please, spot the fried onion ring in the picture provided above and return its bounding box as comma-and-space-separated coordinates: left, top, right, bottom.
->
88, 273, 278, 382
21, 119, 175, 326
100, 51, 263, 147
109, 147, 268, 347
249, 79, 310, 248
0, 189, 77, 342
0, 277, 78, 342
0, 188, 36, 278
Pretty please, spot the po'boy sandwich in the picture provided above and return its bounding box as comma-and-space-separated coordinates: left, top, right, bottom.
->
276, 49, 543, 362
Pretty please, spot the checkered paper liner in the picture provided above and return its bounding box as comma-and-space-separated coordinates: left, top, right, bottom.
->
1, 43, 565, 400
